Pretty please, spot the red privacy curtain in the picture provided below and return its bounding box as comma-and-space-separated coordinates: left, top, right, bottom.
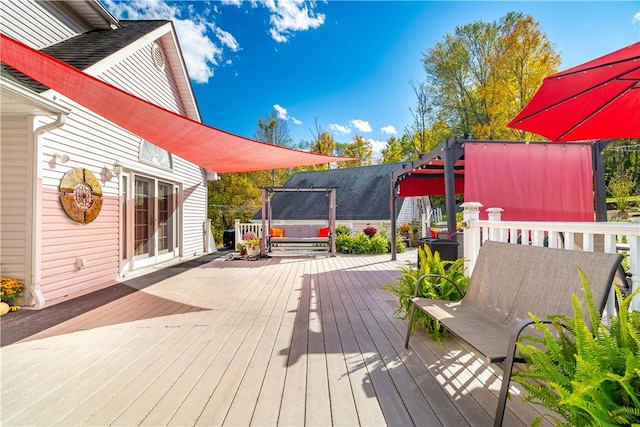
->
464, 142, 594, 221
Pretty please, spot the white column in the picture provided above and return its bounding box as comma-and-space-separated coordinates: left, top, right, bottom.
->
461, 202, 483, 274
486, 207, 504, 242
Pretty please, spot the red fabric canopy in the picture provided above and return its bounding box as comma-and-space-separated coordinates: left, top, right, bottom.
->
396, 159, 464, 197
1, 34, 356, 173
464, 142, 594, 221
508, 41, 640, 141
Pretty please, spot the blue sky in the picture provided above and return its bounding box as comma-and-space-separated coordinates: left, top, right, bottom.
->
104, 1, 639, 157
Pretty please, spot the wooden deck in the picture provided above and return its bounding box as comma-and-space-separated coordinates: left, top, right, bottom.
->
0, 250, 549, 426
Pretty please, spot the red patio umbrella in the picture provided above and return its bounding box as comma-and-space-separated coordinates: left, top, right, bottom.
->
508, 41, 640, 141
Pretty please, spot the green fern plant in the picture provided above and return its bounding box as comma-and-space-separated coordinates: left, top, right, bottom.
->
513, 270, 640, 426
381, 245, 469, 341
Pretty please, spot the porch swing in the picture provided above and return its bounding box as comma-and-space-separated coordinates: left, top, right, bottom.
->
260, 187, 337, 255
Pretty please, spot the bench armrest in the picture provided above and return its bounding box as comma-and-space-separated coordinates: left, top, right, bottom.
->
412, 273, 466, 299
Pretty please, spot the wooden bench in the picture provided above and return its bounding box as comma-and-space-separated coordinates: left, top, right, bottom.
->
268, 224, 331, 252
404, 240, 623, 427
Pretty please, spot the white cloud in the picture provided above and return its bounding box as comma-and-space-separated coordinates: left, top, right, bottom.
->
273, 104, 302, 125
261, 0, 325, 42
104, 0, 325, 83
380, 125, 397, 135
173, 19, 220, 83
368, 138, 387, 155
350, 119, 372, 133
273, 104, 289, 120
215, 27, 240, 51
103, 0, 237, 84
634, 12, 640, 23
329, 123, 351, 135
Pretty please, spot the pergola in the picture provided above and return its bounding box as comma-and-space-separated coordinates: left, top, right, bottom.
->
390, 137, 613, 260
260, 186, 337, 255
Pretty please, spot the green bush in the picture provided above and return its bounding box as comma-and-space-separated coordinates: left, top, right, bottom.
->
335, 230, 392, 254
513, 272, 640, 426
335, 224, 351, 235
382, 245, 469, 341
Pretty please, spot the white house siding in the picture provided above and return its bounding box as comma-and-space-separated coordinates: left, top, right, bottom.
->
174, 160, 208, 256
0, 0, 90, 49
35, 107, 121, 303
100, 39, 187, 115
0, 115, 29, 284
96, 38, 205, 258
31, 35, 205, 303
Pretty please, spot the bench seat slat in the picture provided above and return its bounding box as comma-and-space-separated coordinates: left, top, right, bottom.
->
413, 298, 515, 363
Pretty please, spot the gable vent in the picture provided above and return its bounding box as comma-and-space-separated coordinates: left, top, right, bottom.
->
151, 42, 166, 71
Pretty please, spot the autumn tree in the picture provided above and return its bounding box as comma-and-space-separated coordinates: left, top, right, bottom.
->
422, 12, 560, 140
305, 119, 337, 170
338, 134, 373, 168
498, 12, 562, 140
207, 173, 262, 243
254, 111, 295, 186
381, 135, 407, 163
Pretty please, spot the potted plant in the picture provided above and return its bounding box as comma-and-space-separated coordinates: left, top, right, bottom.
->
236, 242, 246, 255
0, 277, 25, 315
243, 231, 261, 257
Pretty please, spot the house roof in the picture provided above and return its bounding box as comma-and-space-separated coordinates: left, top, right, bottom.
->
2, 20, 169, 94
253, 163, 407, 221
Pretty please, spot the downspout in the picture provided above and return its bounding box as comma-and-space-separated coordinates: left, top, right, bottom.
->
30, 113, 66, 308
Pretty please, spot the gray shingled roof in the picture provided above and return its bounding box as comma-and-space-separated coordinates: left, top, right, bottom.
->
253, 163, 408, 221
2, 20, 168, 93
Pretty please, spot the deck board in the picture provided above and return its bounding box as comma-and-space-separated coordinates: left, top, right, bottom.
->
1, 250, 550, 426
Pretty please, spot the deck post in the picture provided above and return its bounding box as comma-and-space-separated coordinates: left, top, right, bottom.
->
461, 202, 483, 274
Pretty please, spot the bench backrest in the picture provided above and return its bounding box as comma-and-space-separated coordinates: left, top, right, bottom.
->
464, 240, 622, 325
272, 224, 327, 238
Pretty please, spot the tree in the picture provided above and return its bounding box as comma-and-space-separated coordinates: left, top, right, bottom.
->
607, 163, 637, 214
207, 173, 262, 243
306, 119, 337, 170
381, 135, 406, 163
422, 12, 560, 140
407, 78, 432, 154
497, 12, 562, 140
254, 111, 295, 186
339, 134, 373, 168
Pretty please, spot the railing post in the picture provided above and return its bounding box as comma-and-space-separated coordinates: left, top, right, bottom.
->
486, 207, 504, 242
234, 219, 240, 250
204, 219, 217, 253
461, 202, 483, 274
628, 233, 640, 311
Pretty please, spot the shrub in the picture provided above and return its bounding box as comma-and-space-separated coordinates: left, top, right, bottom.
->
335, 225, 351, 236
513, 272, 640, 426
335, 230, 392, 254
381, 245, 469, 341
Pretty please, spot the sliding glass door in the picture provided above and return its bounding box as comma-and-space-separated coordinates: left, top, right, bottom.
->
128, 176, 178, 270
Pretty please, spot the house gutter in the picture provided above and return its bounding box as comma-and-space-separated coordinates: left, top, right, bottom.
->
2, 79, 70, 307
30, 112, 67, 307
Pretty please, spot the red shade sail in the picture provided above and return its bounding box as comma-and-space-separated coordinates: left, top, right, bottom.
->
1, 34, 356, 173
508, 41, 640, 141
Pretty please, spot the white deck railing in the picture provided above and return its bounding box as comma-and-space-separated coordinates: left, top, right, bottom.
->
461, 202, 640, 312
234, 219, 262, 248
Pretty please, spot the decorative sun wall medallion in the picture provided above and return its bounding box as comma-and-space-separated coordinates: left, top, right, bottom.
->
59, 168, 103, 224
